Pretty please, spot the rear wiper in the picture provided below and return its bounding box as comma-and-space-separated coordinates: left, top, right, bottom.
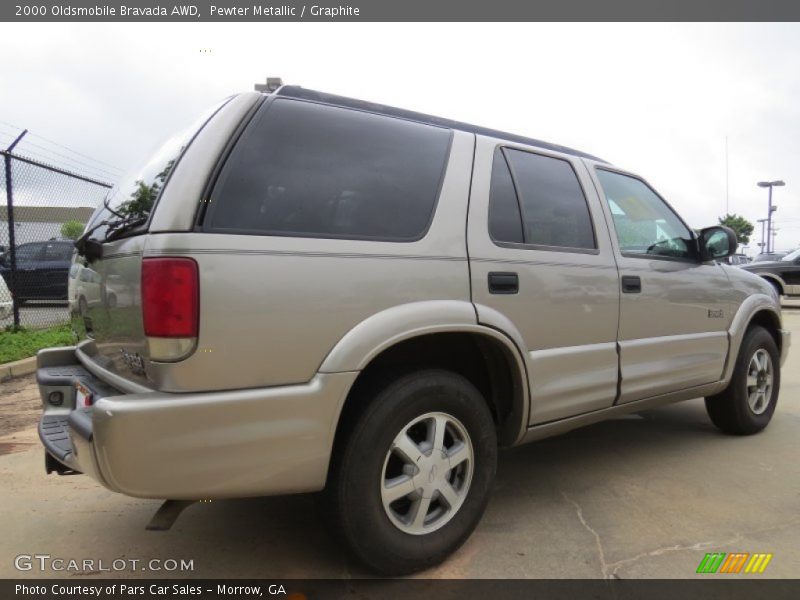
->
104, 215, 148, 242
74, 219, 110, 259
74, 214, 147, 260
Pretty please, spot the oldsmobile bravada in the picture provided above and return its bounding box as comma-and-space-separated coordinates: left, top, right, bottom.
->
37, 84, 790, 574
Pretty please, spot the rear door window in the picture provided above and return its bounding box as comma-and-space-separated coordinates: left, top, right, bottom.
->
488, 148, 524, 244
489, 147, 596, 251
205, 99, 452, 241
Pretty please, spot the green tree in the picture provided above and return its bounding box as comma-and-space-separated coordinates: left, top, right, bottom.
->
60, 219, 85, 240
718, 213, 754, 246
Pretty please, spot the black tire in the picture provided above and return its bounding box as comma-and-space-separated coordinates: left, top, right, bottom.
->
705, 325, 780, 435
325, 369, 497, 575
767, 279, 783, 298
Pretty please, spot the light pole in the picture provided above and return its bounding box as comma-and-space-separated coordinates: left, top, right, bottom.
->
757, 180, 785, 253
756, 218, 767, 252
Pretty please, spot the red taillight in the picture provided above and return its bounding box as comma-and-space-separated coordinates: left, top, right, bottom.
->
142, 258, 199, 338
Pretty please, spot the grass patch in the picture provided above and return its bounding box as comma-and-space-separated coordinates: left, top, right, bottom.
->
0, 325, 76, 364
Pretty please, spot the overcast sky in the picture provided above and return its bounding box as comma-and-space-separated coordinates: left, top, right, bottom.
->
1, 22, 798, 252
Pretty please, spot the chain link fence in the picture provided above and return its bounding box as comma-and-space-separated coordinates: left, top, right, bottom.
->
1, 131, 115, 330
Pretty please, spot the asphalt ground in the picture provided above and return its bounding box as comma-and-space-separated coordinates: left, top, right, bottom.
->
0, 308, 798, 580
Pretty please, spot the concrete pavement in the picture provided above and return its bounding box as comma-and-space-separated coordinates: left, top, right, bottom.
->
1, 312, 798, 579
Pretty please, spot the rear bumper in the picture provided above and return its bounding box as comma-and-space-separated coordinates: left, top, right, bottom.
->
36, 346, 357, 499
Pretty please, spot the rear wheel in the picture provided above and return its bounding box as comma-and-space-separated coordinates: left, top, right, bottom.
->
326, 369, 497, 574
705, 326, 780, 435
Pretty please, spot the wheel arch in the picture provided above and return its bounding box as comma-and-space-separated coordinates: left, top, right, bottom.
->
321, 303, 531, 468
758, 273, 785, 295
721, 294, 783, 386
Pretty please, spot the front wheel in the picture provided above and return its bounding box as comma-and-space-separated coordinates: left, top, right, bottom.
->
705, 325, 780, 435
325, 369, 497, 575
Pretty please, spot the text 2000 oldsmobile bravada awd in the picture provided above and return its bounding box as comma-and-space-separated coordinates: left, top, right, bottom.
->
37, 85, 790, 574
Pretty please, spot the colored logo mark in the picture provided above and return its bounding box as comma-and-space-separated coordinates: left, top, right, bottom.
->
696, 552, 773, 574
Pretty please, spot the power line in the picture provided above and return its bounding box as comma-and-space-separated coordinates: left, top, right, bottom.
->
0, 124, 122, 181
0, 119, 124, 173
11, 138, 123, 180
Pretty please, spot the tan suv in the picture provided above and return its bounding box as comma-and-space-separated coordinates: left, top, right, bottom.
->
37, 85, 789, 574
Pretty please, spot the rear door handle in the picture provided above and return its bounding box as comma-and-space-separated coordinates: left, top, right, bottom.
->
488, 272, 519, 295
621, 275, 642, 294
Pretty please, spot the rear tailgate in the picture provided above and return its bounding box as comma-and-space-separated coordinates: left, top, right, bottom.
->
74, 235, 151, 387
71, 93, 262, 391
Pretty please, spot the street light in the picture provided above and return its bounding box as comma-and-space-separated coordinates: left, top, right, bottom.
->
757, 180, 785, 253
757, 218, 767, 252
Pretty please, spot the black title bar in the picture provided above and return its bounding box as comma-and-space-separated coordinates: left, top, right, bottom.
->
3, 0, 800, 22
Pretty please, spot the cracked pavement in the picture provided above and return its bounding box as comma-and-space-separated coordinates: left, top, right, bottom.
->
1, 310, 799, 579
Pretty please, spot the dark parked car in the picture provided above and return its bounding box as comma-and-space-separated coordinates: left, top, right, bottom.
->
0, 240, 75, 303
753, 251, 789, 263
741, 248, 800, 297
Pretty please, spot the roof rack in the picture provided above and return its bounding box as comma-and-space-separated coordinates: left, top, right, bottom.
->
271, 85, 606, 163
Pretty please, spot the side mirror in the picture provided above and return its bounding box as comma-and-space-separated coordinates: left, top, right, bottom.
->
699, 226, 738, 261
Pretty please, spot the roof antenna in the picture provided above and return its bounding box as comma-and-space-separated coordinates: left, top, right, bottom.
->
254, 77, 283, 92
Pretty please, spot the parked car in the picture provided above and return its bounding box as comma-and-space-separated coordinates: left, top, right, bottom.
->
0, 240, 75, 303
36, 86, 790, 575
741, 247, 800, 297
0, 274, 12, 320
725, 253, 751, 266
753, 251, 789, 263
68, 264, 102, 315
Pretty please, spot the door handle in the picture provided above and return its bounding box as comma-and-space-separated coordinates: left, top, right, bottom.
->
488, 272, 519, 295
621, 275, 642, 294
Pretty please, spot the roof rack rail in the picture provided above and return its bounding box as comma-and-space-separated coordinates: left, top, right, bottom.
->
254, 77, 283, 93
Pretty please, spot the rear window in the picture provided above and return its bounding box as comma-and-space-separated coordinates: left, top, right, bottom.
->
204, 99, 452, 241
86, 98, 231, 238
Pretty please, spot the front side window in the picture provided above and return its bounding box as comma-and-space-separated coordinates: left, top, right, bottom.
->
206, 99, 452, 241
595, 169, 695, 260
489, 147, 596, 250
15, 244, 43, 262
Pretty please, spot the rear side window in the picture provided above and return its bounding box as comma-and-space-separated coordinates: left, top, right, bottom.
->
489, 147, 596, 251
205, 99, 452, 241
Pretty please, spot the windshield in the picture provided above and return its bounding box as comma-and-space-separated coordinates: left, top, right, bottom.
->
86, 97, 231, 240
781, 248, 800, 262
